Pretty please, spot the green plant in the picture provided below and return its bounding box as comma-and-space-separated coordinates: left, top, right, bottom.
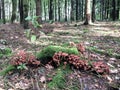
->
49, 20, 54, 24
47, 64, 72, 89
25, 16, 40, 54
83, 29, 89, 33
0, 47, 12, 58
48, 69, 66, 89
24, 29, 31, 38
31, 35, 37, 43
17, 63, 28, 70
25, 16, 42, 28
0, 65, 15, 76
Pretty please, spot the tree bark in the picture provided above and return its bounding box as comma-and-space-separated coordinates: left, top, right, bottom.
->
112, 0, 116, 21
0, 0, 1, 20
65, 0, 67, 21
84, 0, 92, 25
76, 0, 79, 21
58, 0, 61, 21
1, 0, 6, 24
19, 0, 24, 24
92, 0, 95, 22
54, 0, 57, 21
11, 0, 17, 23
44, 1, 46, 21
23, 0, 29, 29
70, 0, 74, 22
49, 0, 53, 20
116, 0, 119, 19
35, 0, 42, 24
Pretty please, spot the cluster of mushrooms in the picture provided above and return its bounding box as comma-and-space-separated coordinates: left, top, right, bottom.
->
10, 50, 40, 67
53, 52, 109, 75
52, 43, 109, 75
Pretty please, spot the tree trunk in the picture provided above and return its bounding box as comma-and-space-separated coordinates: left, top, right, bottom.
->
58, 0, 61, 21
76, 0, 79, 21
1, 0, 6, 24
65, 0, 67, 21
44, 1, 46, 21
35, 0, 42, 24
49, 0, 53, 20
0, 0, 1, 20
112, 0, 116, 21
116, 0, 119, 20
106, 0, 110, 20
70, 0, 74, 22
19, 0, 24, 24
54, 0, 57, 21
92, 0, 95, 22
23, 0, 29, 29
81, 0, 84, 20
11, 0, 17, 23
84, 0, 92, 25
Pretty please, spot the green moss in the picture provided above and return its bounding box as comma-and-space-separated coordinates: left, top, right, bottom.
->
48, 69, 66, 89
0, 65, 15, 76
36, 45, 79, 64
47, 65, 71, 89
0, 48, 12, 58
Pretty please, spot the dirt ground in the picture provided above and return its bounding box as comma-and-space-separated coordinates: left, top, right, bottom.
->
0, 22, 120, 90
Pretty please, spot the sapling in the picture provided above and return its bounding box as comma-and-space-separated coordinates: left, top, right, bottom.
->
25, 15, 42, 55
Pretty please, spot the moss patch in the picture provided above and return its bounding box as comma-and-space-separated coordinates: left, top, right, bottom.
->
0, 48, 12, 58
36, 45, 79, 64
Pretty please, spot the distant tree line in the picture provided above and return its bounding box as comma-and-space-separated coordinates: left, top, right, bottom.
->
0, 0, 120, 28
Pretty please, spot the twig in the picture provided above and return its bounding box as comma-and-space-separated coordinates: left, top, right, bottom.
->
7, 82, 17, 90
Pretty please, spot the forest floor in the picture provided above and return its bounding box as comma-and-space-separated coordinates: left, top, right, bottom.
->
0, 22, 120, 90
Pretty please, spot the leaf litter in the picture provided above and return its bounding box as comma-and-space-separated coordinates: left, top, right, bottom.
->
0, 22, 120, 90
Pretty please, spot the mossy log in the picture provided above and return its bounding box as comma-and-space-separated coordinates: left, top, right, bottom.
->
36, 45, 79, 64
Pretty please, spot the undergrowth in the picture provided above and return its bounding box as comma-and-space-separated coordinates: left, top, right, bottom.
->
87, 46, 120, 59
0, 48, 12, 58
47, 64, 72, 90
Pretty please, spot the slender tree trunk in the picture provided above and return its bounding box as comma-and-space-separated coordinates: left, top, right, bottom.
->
49, 0, 53, 20
84, 0, 92, 25
19, 0, 24, 24
1, 0, 5, 24
76, 0, 79, 21
54, 0, 57, 21
23, 0, 29, 29
35, 0, 42, 24
92, 0, 95, 22
116, 0, 119, 19
11, 0, 17, 23
112, 0, 116, 21
65, 0, 67, 21
58, 0, 61, 21
0, 0, 1, 20
107, 0, 110, 20
44, 1, 46, 21
81, 0, 84, 20
70, 0, 74, 22
101, 0, 104, 20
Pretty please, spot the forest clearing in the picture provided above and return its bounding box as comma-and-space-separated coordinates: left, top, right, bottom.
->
0, 0, 120, 90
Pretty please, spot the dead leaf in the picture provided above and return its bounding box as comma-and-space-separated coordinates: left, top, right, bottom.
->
40, 76, 46, 83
